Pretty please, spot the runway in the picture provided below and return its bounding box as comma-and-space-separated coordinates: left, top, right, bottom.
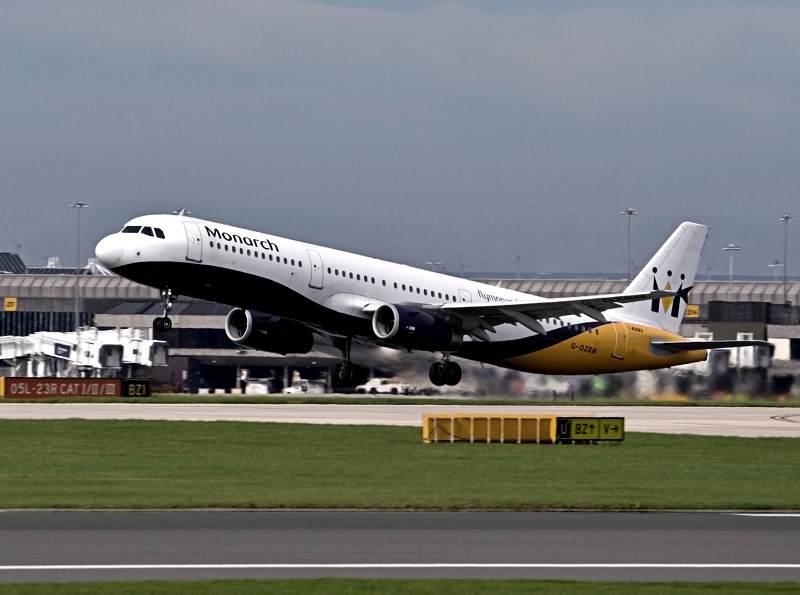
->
1, 403, 799, 437
1, 511, 799, 583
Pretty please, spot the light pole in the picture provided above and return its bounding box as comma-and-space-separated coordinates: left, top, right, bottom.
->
768, 261, 784, 282
70, 201, 88, 374
621, 208, 637, 280
780, 214, 795, 305
723, 243, 741, 299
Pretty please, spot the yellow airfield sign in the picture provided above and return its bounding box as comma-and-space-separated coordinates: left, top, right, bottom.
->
556, 417, 624, 441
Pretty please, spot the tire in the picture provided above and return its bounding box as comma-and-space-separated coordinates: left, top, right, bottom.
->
346, 364, 362, 387
429, 362, 446, 387
444, 362, 462, 386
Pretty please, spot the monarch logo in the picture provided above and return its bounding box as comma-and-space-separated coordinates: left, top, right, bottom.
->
205, 226, 279, 252
650, 268, 692, 318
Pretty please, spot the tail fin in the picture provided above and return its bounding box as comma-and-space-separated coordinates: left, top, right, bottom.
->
617, 222, 708, 333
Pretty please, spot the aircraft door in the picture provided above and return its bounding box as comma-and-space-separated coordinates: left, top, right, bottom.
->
458, 289, 472, 303
307, 249, 324, 290
183, 222, 203, 263
611, 322, 628, 360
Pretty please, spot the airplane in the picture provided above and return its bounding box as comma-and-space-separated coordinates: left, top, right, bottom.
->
95, 214, 769, 387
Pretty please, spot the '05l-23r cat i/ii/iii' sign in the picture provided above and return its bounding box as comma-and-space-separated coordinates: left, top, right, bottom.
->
0, 378, 151, 398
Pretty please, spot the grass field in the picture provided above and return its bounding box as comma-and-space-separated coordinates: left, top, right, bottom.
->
0, 419, 798, 509
2, 580, 800, 595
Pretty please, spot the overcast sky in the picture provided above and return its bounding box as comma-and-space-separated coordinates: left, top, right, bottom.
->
2, 0, 799, 278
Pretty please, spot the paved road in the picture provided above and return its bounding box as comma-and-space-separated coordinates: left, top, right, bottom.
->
1, 403, 799, 437
1, 511, 799, 583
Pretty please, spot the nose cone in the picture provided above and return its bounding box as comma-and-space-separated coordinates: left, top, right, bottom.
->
95, 235, 123, 269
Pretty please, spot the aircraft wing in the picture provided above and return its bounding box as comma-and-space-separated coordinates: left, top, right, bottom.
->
652, 339, 773, 353
423, 290, 674, 342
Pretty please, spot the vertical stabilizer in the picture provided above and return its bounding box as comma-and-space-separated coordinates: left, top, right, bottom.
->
617, 222, 708, 333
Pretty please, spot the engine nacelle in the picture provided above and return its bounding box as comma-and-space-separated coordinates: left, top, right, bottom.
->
372, 304, 462, 351
225, 309, 314, 354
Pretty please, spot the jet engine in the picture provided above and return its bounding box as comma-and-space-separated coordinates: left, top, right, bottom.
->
372, 304, 462, 351
225, 309, 314, 354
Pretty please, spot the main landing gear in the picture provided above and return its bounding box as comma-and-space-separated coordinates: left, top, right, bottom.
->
429, 354, 462, 387
153, 288, 177, 332
333, 337, 363, 388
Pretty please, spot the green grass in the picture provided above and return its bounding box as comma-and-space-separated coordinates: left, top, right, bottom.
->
0, 420, 798, 510
1, 580, 800, 594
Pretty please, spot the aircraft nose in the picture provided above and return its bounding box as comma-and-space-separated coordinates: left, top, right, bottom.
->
95, 235, 123, 268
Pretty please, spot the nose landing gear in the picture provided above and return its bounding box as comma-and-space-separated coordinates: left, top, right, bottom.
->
153, 288, 177, 332
429, 354, 462, 386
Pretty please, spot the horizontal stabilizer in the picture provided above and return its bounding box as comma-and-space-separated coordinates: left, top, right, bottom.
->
653, 339, 773, 354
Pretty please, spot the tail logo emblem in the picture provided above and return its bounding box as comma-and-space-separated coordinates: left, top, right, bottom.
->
650, 268, 692, 318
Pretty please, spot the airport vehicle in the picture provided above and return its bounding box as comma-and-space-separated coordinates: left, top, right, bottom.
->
355, 378, 416, 395
95, 213, 767, 387
281, 378, 326, 395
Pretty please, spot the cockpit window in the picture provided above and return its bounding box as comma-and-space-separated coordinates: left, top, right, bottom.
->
122, 226, 141, 233
154, 228, 165, 239
141, 227, 154, 237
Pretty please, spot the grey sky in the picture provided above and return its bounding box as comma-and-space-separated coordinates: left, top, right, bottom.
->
2, 0, 799, 277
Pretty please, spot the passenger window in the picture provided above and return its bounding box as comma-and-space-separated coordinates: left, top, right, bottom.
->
122, 226, 141, 233
154, 228, 165, 239
291, 259, 295, 266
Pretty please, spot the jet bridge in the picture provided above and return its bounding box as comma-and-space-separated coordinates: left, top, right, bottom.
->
0, 327, 168, 378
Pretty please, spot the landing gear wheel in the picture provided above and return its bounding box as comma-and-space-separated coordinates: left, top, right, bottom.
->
429, 362, 446, 386
444, 362, 462, 386
429, 360, 462, 387
153, 317, 172, 332
153, 288, 177, 332
335, 363, 362, 388
333, 337, 363, 388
